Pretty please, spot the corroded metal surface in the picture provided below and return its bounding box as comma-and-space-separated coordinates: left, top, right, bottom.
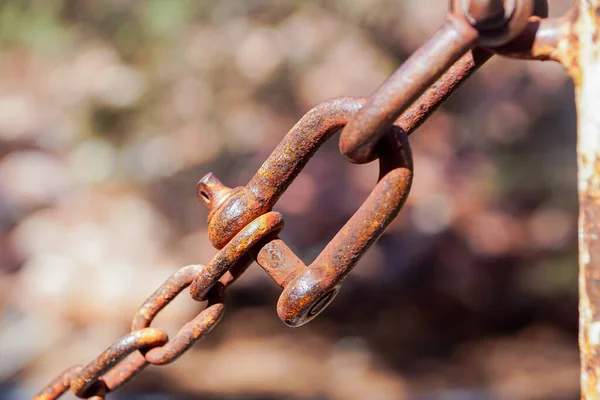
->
190, 212, 284, 300
339, 0, 546, 165
398, 48, 492, 137
339, 15, 479, 164
571, 1, 600, 398
196, 96, 413, 326
33, 366, 83, 400
493, 15, 569, 61
33, 0, 582, 397
275, 127, 412, 326
99, 265, 225, 391
145, 284, 225, 365
70, 328, 168, 398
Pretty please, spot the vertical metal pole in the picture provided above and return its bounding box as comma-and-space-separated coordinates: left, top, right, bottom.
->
574, 1, 600, 397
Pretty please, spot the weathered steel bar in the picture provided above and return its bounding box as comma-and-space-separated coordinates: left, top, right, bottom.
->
339, 15, 479, 164
399, 48, 492, 136
70, 328, 168, 398
571, 1, 600, 398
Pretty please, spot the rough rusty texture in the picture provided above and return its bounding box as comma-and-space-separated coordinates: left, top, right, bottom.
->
254, 238, 306, 287
132, 265, 204, 331
358, 0, 553, 146
190, 211, 284, 300
399, 48, 492, 137
196, 5, 563, 320
202, 97, 400, 249
275, 125, 413, 326
339, 15, 479, 164
567, 1, 600, 398
492, 15, 569, 61
144, 284, 225, 365
99, 265, 225, 390
196, 97, 413, 326
97, 351, 147, 395
33, 366, 83, 400
202, 97, 366, 249
339, 0, 546, 165
34, 265, 229, 399
69, 328, 168, 398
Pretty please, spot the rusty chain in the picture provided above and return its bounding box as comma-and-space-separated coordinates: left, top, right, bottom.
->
33, 0, 563, 398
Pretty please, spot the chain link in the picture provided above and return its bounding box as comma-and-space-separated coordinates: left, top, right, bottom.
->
34, 0, 560, 398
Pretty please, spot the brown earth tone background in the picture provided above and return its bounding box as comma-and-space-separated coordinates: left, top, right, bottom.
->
0, 0, 581, 399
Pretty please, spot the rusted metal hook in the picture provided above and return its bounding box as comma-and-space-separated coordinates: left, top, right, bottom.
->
194, 96, 413, 326
34, 0, 577, 397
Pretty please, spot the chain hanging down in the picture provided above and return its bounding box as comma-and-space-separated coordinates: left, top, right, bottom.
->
34, 0, 568, 398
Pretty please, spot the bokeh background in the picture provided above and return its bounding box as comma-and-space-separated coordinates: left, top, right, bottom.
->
0, 0, 581, 399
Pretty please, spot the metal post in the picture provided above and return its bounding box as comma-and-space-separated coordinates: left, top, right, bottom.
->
572, 1, 600, 397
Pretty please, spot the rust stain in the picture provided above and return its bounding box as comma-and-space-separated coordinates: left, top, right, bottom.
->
574, 2, 600, 398
69, 328, 168, 398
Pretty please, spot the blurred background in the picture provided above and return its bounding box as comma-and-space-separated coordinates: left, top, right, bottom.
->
0, 0, 580, 399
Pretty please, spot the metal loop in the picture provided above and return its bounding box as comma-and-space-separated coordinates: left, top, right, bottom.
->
96, 266, 191, 391
275, 118, 413, 326
200, 96, 367, 249
132, 265, 205, 331
190, 211, 284, 301
36, 266, 227, 399
135, 267, 225, 365
95, 351, 147, 395
69, 328, 168, 398
338, 15, 478, 164
196, 97, 413, 326
99, 265, 225, 391
33, 365, 83, 400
